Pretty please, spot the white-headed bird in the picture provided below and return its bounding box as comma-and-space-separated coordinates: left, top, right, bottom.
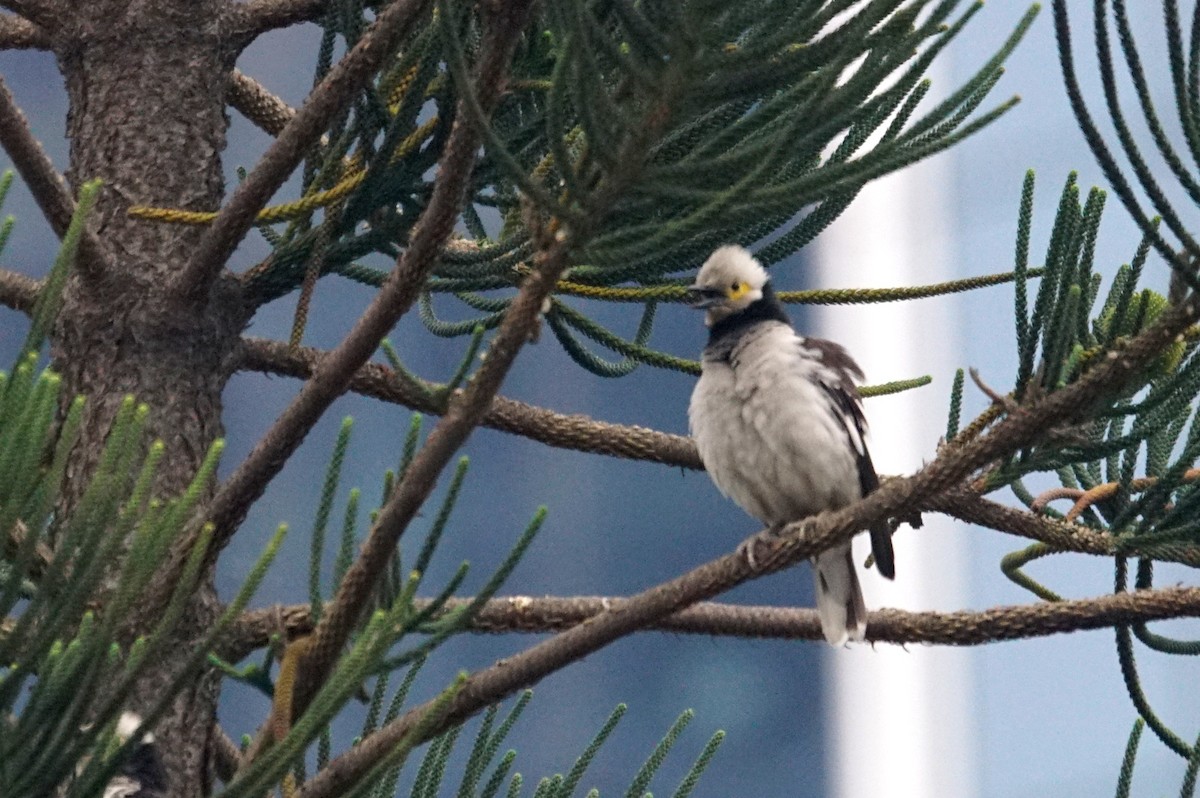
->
687, 245, 894, 646
100, 712, 167, 798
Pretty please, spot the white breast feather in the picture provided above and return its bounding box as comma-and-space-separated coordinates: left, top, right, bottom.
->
689, 322, 861, 525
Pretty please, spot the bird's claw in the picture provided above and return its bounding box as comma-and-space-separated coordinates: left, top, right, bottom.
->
737, 523, 785, 570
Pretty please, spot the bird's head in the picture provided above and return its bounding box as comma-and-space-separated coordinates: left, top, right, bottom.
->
687, 245, 770, 327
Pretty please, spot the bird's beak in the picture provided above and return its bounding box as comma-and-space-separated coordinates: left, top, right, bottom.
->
687, 285, 724, 309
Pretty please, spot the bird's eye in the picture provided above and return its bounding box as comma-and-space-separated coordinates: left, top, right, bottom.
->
731, 281, 740, 290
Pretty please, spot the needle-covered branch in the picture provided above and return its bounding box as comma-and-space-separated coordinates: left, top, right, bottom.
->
292, 226, 567, 723
186, 2, 531, 566
227, 70, 295, 137
176, 0, 431, 300
238, 336, 704, 469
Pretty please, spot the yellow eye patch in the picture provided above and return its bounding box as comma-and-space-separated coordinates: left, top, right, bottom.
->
728, 281, 750, 300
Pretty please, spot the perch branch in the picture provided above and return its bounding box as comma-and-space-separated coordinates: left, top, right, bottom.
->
176, 0, 431, 300
224, 587, 1200, 659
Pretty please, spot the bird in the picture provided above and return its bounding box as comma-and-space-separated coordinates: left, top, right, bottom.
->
100, 712, 168, 798
686, 244, 894, 646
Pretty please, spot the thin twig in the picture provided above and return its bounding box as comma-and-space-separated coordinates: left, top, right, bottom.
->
227, 70, 296, 137
175, 0, 432, 301
293, 293, 1200, 798
0, 76, 108, 279
1030, 485, 1085, 513
0, 12, 48, 49
1030, 469, 1200, 522
229, 0, 331, 42
224, 586, 1200, 659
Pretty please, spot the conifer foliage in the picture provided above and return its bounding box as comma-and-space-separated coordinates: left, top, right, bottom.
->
0, 1, 1196, 796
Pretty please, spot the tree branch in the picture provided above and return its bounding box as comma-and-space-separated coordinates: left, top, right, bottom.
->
227, 70, 295, 137
212, 724, 243, 784
224, 586, 1200, 660
229, 0, 332, 42
0, 267, 38, 313
0, 76, 109, 279
0, 12, 48, 49
236, 342, 1200, 564
0, 2, 58, 34
175, 0, 431, 301
179, 0, 531, 573
0, 274, 700, 474
297, 232, 564, 721
293, 294, 1200, 798
238, 336, 704, 469
924, 488, 1200, 567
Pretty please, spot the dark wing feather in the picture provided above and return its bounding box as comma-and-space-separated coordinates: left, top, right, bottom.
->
805, 338, 896, 580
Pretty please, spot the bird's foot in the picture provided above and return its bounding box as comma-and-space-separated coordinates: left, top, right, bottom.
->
737, 523, 786, 570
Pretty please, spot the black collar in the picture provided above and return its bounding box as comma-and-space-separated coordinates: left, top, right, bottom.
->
707, 282, 790, 346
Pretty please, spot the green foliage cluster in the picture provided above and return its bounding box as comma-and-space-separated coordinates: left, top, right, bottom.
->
0, 359, 275, 793
926, 2, 1200, 790
207, 413, 719, 798
18, 0, 1200, 794
951, 170, 1200, 796
0, 180, 285, 796
241, 0, 1036, 382
352, 694, 722, 798
0, 177, 716, 796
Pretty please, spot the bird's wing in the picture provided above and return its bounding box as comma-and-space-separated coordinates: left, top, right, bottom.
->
801, 337, 896, 580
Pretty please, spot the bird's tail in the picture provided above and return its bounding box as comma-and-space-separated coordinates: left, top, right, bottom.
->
813, 542, 867, 646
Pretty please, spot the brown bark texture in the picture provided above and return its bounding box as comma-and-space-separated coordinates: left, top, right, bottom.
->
49, 3, 246, 793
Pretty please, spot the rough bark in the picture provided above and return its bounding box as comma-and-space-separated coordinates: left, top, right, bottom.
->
48, 3, 246, 795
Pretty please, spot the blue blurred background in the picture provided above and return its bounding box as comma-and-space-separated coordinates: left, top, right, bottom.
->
2, 3, 1199, 795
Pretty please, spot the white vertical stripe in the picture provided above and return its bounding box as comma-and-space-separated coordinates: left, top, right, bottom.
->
813, 151, 977, 796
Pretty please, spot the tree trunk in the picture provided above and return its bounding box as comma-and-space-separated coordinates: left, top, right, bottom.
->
49, 3, 245, 794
